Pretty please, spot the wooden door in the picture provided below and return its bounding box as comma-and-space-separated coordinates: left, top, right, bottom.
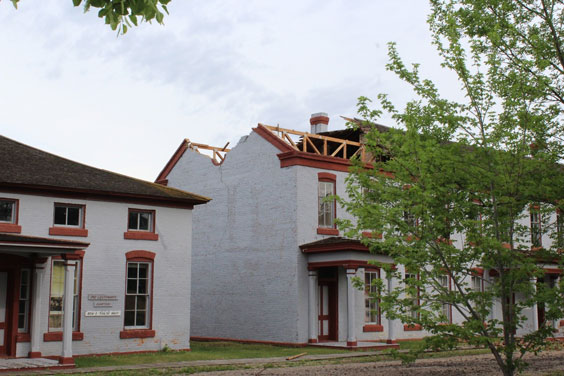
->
318, 268, 338, 342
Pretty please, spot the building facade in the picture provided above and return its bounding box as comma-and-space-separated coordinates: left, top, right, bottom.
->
0, 136, 209, 363
158, 113, 564, 347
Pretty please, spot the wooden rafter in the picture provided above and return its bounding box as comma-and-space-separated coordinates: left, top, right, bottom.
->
259, 124, 369, 162
186, 139, 230, 165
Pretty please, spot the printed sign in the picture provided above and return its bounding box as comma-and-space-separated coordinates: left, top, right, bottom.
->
87, 294, 118, 301
85, 310, 121, 317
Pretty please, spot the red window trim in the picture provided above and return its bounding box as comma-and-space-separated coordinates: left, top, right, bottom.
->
403, 324, 422, 331
0, 198, 21, 234
46, 253, 84, 335
317, 172, 337, 234
43, 331, 84, 342
51, 203, 87, 237
363, 324, 384, 332
119, 329, 156, 339
124, 209, 158, 240
122, 251, 155, 335
49, 227, 88, 237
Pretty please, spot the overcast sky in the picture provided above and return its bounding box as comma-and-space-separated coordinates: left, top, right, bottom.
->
0, 1, 461, 181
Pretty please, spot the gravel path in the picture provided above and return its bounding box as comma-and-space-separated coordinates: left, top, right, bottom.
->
195, 350, 564, 376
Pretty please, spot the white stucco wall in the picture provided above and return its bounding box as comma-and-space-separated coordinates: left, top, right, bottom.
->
2, 191, 193, 357
167, 132, 305, 343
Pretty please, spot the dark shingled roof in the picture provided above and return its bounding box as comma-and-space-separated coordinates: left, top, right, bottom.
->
0, 135, 210, 206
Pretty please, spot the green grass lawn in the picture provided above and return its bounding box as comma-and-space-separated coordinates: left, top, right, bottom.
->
75, 341, 352, 368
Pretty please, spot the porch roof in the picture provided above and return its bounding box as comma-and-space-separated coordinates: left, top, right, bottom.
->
300, 237, 370, 254
0, 233, 89, 257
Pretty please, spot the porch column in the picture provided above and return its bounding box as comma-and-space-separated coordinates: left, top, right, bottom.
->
308, 270, 318, 343
483, 270, 494, 322
555, 275, 561, 332
29, 262, 46, 358
346, 268, 357, 347
386, 273, 396, 344
531, 278, 538, 331
60, 261, 76, 365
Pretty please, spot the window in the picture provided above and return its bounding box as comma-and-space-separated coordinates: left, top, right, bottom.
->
403, 211, 417, 228
0, 199, 16, 223
405, 272, 420, 320
50, 203, 88, 237
124, 262, 151, 328
439, 275, 451, 323
128, 210, 154, 232
54, 204, 83, 227
317, 172, 337, 235
557, 211, 564, 248
364, 270, 380, 324
471, 275, 483, 292
531, 209, 542, 247
49, 260, 80, 332
18, 269, 30, 333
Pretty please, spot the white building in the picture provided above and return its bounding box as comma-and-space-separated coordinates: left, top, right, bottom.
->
0, 135, 209, 364
158, 113, 563, 347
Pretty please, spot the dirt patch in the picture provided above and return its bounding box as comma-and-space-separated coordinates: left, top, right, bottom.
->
194, 350, 564, 376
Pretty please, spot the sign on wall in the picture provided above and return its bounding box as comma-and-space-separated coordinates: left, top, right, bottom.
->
85, 311, 121, 317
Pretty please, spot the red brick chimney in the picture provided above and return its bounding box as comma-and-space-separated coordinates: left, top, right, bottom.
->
310, 112, 329, 134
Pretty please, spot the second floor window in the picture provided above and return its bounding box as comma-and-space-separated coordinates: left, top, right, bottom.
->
54, 204, 83, 227
128, 210, 154, 232
0, 199, 16, 223
318, 181, 335, 228
557, 211, 564, 248
530, 210, 542, 247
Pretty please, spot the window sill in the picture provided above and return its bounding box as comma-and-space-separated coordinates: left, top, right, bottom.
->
403, 324, 422, 331
317, 227, 339, 236
16, 333, 30, 342
120, 329, 156, 339
363, 324, 384, 332
361, 231, 382, 239
124, 231, 159, 241
0, 223, 22, 234
49, 227, 88, 237
43, 331, 84, 341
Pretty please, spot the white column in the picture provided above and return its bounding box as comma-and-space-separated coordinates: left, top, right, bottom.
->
387, 273, 396, 344
531, 278, 538, 332
483, 270, 494, 322
60, 261, 76, 364
346, 268, 357, 346
308, 270, 318, 343
29, 263, 45, 358
555, 276, 561, 332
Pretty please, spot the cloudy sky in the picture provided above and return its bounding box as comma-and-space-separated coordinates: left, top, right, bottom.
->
0, 1, 460, 181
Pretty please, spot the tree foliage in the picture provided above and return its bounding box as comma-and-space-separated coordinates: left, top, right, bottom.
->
9, 0, 171, 34
341, 1, 564, 375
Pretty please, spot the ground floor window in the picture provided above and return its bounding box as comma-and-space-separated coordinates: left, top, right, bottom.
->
405, 272, 420, 320
364, 270, 380, 324
124, 262, 151, 328
18, 269, 30, 332
439, 275, 451, 323
49, 260, 80, 331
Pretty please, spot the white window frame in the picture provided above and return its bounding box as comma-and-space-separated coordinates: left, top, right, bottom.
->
439, 275, 451, 323
48, 260, 80, 332
0, 199, 16, 224
318, 181, 335, 228
128, 210, 154, 232
364, 270, 380, 324
124, 262, 151, 329
53, 204, 84, 228
18, 269, 31, 333
405, 272, 420, 320
530, 209, 542, 247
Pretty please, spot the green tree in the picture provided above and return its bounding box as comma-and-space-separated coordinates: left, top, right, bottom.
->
9, 0, 171, 34
340, 2, 564, 376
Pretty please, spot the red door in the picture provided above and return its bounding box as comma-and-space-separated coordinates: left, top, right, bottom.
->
318, 268, 338, 342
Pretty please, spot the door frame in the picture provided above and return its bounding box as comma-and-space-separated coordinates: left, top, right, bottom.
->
317, 267, 338, 342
